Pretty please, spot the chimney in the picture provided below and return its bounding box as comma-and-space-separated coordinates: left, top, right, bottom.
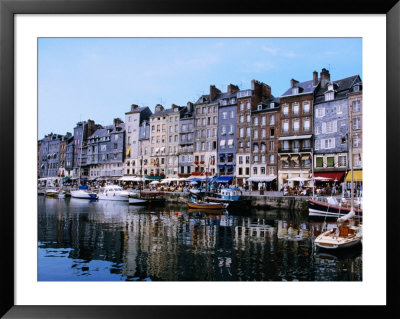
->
187, 101, 193, 113
290, 79, 299, 88
252, 80, 272, 101
66, 132, 72, 137
227, 84, 239, 94
113, 118, 123, 127
155, 104, 164, 113
320, 68, 331, 87
313, 71, 318, 86
131, 104, 139, 111
209, 85, 221, 101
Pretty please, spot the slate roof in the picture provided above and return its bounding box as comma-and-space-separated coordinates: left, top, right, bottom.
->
125, 106, 150, 115
252, 96, 281, 113
314, 75, 361, 105
195, 95, 210, 105
281, 79, 316, 97
151, 106, 184, 117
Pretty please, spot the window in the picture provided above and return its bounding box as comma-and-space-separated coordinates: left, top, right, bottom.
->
303, 118, 310, 131
283, 105, 289, 115
269, 154, 275, 164
246, 127, 251, 137
325, 120, 337, 133
269, 141, 274, 151
246, 102, 251, 110
261, 143, 266, 152
222, 112, 227, 119
338, 156, 347, 167
283, 140, 289, 150
325, 92, 334, 101
327, 157, 335, 167
270, 128, 274, 137
229, 125, 234, 134
261, 129, 266, 138
213, 128, 217, 137
239, 156, 243, 164
202, 118, 206, 126
253, 130, 258, 139
261, 166, 266, 174
303, 102, 310, 113
292, 87, 299, 95
240, 103, 244, 111
282, 120, 289, 133
239, 128, 244, 138
245, 156, 250, 164
293, 103, 299, 115
353, 134, 361, 147
202, 107, 206, 114
230, 111, 234, 118
240, 115, 244, 123
221, 126, 226, 134
246, 114, 251, 122
213, 116, 217, 124
293, 119, 300, 132
323, 138, 335, 149
261, 116, 266, 126
253, 117, 258, 125
316, 108, 325, 118
253, 143, 259, 152
353, 100, 361, 112
353, 118, 361, 130
269, 114, 275, 125
316, 157, 323, 167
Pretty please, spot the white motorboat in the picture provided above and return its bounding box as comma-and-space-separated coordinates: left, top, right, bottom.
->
98, 185, 130, 201
70, 186, 98, 200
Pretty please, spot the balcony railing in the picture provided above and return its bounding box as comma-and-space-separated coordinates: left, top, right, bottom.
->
278, 147, 312, 153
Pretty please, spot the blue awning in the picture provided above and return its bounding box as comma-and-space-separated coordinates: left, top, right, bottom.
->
218, 165, 225, 169
226, 165, 233, 169
219, 154, 225, 157
227, 153, 233, 157
215, 176, 233, 183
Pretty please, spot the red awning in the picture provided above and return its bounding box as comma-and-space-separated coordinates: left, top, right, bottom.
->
314, 172, 345, 181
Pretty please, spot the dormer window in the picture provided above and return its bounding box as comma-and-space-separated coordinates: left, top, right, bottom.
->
257, 104, 262, 110
328, 84, 334, 91
325, 92, 334, 101
270, 102, 274, 108
292, 87, 299, 95
354, 85, 360, 92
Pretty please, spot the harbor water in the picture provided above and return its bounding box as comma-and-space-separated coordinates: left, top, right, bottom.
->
38, 197, 362, 281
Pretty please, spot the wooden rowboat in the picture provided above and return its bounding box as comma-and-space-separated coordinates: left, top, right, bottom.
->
187, 201, 225, 210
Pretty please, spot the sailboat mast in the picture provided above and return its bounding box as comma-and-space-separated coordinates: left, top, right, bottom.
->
349, 103, 354, 212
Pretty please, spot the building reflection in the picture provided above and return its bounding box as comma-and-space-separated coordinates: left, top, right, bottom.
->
38, 197, 362, 281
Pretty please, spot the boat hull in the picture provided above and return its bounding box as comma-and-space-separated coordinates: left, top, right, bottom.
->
98, 194, 129, 201
70, 190, 98, 200
187, 202, 224, 210
308, 199, 362, 219
128, 198, 148, 205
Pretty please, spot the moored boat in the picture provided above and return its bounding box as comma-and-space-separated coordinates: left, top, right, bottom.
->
187, 201, 226, 210
314, 211, 362, 250
70, 185, 98, 200
308, 196, 362, 219
129, 191, 165, 206
98, 185, 130, 201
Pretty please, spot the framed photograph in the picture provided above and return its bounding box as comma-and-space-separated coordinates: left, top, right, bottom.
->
1, 0, 399, 318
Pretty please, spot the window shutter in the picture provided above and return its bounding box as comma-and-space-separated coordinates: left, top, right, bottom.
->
332, 138, 336, 148
322, 122, 326, 134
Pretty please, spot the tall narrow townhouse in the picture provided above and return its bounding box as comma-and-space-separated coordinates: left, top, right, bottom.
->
347, 79, 363, 177
124, 104, 152, 176
178, 102, 195, 175
278, 72, 317, 189
148, 104, 169, 178
165, 104, 182, 178
39, 133, 64, 178
193, 86, 219, 177
313, 69, 362, 184
58, 133, 72, 178
217, 84, 240, 181
249, 96, 280, 190
138, 119, 151, 177
236, 80, 271, 186
73, 119, 101, 179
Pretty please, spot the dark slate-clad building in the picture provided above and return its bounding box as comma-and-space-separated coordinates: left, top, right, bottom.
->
87, 118, 125, 178
313, 70, 362, 182
73, 119, 101, 179
65, 136, 74, 177
217, 84, 240, 177
179, 102, 195, 175
39, 133, 64, 178
138, 119, 150, 176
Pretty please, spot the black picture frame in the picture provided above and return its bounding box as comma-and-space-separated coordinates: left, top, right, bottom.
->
1, 0, 399, 318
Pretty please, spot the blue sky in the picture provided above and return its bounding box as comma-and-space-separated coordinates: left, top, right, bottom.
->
38, 38, 362, 138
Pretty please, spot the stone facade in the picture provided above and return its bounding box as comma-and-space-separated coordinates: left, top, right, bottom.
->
179, 102, 195, 175
313, 71, 362, 180
278, 73, 317, 188
124, 105, 152, 176
165, 105, 182, 178
347, 81, 363, 170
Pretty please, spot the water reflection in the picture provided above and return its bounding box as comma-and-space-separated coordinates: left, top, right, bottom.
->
38, 197, 362, 281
